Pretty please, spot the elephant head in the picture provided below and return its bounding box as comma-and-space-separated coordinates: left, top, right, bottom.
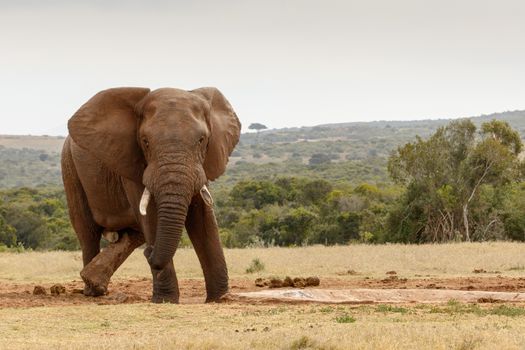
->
68, 87, 240, 271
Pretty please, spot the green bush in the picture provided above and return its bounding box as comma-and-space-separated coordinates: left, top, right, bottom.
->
245, 258, 265, 273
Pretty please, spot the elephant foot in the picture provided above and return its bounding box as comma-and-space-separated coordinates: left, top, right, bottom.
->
204, 279, 229, 303
205, 296, 224, 303
205, 289, 229, 303
151, 292, 179, 304
149, 260, 180, 304
80, 269, 109, 297
83, 283, 107, 297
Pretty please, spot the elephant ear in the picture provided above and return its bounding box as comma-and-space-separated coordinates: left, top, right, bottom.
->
68, 87, 151, 183
192, 87, 241, 181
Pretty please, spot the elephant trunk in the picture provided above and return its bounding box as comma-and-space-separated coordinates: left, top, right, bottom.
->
147, 172, 195, 271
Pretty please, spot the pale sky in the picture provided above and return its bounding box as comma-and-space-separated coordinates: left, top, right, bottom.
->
1, 0, 524, 135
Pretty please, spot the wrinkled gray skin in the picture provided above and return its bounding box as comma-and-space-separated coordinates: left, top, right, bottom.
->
61, 87, 240, 303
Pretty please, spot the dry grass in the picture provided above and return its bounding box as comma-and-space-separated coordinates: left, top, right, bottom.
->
2, 302, 525, 349
2, 242, 525, 349
1, 242, 525, 283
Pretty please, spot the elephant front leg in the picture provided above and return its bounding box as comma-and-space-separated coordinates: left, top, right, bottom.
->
144, 246, 180, 303
80, 231, 144, 296
186, 195, 229, 302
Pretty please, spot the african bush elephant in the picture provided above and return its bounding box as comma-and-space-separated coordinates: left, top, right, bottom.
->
61, 87, 240, 303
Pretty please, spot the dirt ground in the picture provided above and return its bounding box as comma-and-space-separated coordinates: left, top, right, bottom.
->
2, 275, 525, 308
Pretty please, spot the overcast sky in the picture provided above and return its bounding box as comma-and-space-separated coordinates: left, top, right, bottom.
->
1, 0, 524, 135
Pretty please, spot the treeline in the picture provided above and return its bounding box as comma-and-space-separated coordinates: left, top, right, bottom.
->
215, 179, 399, 247
1, 119, 525, 250
0, 187, 78, 251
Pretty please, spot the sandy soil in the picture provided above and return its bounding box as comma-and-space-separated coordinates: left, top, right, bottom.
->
2, 275, 525, 308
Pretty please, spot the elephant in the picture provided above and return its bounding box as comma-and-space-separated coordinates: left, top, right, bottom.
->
61, 87, 240, 303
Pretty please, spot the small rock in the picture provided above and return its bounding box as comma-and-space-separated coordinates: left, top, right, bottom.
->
109, 292, 129, 303
293, 277, 306, 288
382, 275, 399, 283
473, 269, 487, 274
33, 286, 47, 295
50, 284, 66, 295
306, 276, 320, 286
71, 288, 84, 294
386, 271, 397, 275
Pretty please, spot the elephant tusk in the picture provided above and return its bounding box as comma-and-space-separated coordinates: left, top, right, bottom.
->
139, 188, 151, 216
200, 185, 214, 206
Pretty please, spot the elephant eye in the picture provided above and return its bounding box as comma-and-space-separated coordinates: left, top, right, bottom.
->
198, 136, 205, 145
143, 139, 149, 148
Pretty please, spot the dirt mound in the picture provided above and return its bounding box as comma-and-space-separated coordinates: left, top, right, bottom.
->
254, 276, 321, 289
32, 286, 46, 295
50, 284, 66, 295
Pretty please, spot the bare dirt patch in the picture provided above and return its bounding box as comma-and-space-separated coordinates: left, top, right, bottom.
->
2, 276, 525, 308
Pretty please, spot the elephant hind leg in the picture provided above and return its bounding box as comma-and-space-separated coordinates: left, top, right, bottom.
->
61, 138, 103, 294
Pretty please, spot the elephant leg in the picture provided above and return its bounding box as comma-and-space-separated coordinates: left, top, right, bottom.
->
186, 195, 229, 302
61, 140, 103, 295
80, 230, 145, 296
144, 246, 180, 303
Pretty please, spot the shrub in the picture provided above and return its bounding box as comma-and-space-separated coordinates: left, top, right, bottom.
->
245, 258, 265, 274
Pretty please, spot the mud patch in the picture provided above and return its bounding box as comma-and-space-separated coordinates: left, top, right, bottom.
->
232, 289, 525, 304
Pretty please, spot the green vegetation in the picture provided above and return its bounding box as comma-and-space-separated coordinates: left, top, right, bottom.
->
245, 258, 265, 273
216, 177, 398, 247
0, 187, 78, 250
388, 119, 524, 242
0, 146, 61, 187
375, 305, 409, 314
428, 300, 525, 317
2, 112, 525, 250
335, 314, 356, 323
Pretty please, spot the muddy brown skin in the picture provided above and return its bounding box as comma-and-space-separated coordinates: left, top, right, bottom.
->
61, 87, 240, 303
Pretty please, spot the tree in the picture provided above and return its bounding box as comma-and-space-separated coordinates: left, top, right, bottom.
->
230, 180, 285, 209
308, 153, 332, 165
0, 201, 16, 247
387, 119, 523, 242
248, 123, 268, 134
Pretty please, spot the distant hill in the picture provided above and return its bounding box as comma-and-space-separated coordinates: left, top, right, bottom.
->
1, 110, 524, 188
230, 110, 525, 169
0, 135, 65, 153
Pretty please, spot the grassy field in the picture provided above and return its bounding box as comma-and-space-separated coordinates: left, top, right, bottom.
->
3, 301, 525, 349
1, 242, 525, 283
2, 243, 525, 349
